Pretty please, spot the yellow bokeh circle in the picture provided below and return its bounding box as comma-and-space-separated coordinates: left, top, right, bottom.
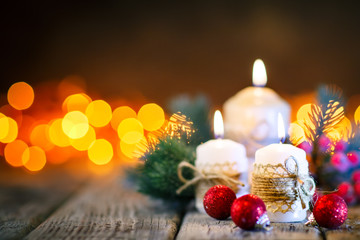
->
62, 111, 89, 139
88, 139, 113, 165
70, 126, 96, 151
62, 93, 92, 113
137, 103, 165, 131
117, 118, 144, 144
49, 118, 71, 147
111, 106, 137, 131
0, 117, 18, 143
85, 100, 112, 127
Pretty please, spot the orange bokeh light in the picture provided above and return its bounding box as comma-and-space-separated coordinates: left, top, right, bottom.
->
62, 93, 92, 113
110, 106, 137, 131
137, 103, 165, 131
4, 140, 28, 167
62, 111, 89, 139
70, 126, 96, 151
0, 113, 9, 140
88, 139, 113, 165
117, 118, 144, 144
30, 124, 54, 151
86, 100, 112, 127
0, 117, 18, 143
22, 146, 47, 172
49, 118, 71, 147
7, 82, 35, 110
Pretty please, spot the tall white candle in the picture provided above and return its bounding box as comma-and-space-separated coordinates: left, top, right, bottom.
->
252, 114, 315, 222
223, 59, 290, 158
195, 111, 248, 213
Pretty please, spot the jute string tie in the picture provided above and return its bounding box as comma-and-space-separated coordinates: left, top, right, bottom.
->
176, 161, 245, 195
252, 156, 315, 213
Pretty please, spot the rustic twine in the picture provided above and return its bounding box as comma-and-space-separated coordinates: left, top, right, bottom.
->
176, 161, 245, 195
251, 156, 315, 213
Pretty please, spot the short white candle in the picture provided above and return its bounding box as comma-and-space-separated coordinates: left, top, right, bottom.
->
223, 59, 290, 158
195, 110, 248, 213
253, 114, 313, 222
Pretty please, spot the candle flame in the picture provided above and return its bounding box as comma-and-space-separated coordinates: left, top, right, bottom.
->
214, 110, 224, 139
278, 113, 286, 143
252, 59, 267, 87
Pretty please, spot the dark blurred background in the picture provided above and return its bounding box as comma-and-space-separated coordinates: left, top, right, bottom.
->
1, 1, 360, 107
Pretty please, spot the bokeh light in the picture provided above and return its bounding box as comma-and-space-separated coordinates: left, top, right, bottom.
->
88, 139, 113, 165
22, 146, 47, 172
49, 118, 71, 147
288, 122, 306, 144
62, 111, 89, 139
137, 103, 165, 131
119, 136, 147, 159
70, 126, 96, 151
0, 113, 9, 140
0, 117, 18, 143
355, 105, 360, 124
86, 100, 112, 127
111, 106, 137, 131
30, 124, 54, 151
7, 82, 34, 110
62, 93, 92, 113
296, 103, 320, 130
4, 140, 28, 167
117, 118, 144, 144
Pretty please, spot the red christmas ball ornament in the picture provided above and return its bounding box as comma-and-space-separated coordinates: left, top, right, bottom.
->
203, 185, 236, 220
347, 151, 360, 167
334, 140, 348, 152
352, 169, 360, 182
231, 194, 270, 230
335, 182, 355, 204
354, 181, 360, 198
330, 152, 350, 173
313, 194, 348, 229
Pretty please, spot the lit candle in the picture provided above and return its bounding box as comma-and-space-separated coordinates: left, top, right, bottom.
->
252, 113, 315, 222
195, 110, 248, 213
223, 59, 291, 158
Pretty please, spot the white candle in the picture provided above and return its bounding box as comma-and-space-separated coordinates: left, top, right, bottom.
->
253, 114, 314, 222
223, 59, 290, 158
195, 110, 248, 213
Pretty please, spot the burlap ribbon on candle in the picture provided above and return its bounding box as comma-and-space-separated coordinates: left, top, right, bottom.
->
176, 161, 245, 195
251, 156, 315, 213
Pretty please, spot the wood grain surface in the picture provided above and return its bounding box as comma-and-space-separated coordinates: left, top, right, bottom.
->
0, 166, 87, 240
176, 211, 321, 240
25, 172, 182, 240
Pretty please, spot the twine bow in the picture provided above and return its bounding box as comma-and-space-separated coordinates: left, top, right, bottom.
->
176, 161, 245, 195
284, 156, 316, 209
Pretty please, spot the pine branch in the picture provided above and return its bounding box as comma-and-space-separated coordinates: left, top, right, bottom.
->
305, 85, 345, 142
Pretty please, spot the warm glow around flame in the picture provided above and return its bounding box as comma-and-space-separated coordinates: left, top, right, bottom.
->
278, 113, 285, 143
214, 110, 224, 139
252, 59, 267, 87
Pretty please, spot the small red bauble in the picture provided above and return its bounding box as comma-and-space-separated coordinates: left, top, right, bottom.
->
313, 194, 348, 229
203, 185, 236, 220
231, 194, 270, 230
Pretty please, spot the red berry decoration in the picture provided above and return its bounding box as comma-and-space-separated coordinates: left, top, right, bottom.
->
347, 151, 360, 167
313, 194, 348, 229
203, 185, 236, 220
330, 152, 350, 173
231, 194, 270, 230
297, 141, 313, 154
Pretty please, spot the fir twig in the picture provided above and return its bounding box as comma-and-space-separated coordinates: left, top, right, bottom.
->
305, 85, 345, 142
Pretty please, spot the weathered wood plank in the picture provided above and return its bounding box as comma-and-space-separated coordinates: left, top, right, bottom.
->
0, 163, 87, 240
325, 206, 360, 240
25, 172, 182, 240
176, 211, 321, 240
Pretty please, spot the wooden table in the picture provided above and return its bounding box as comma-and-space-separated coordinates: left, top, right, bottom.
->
1, 164, 359, 240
